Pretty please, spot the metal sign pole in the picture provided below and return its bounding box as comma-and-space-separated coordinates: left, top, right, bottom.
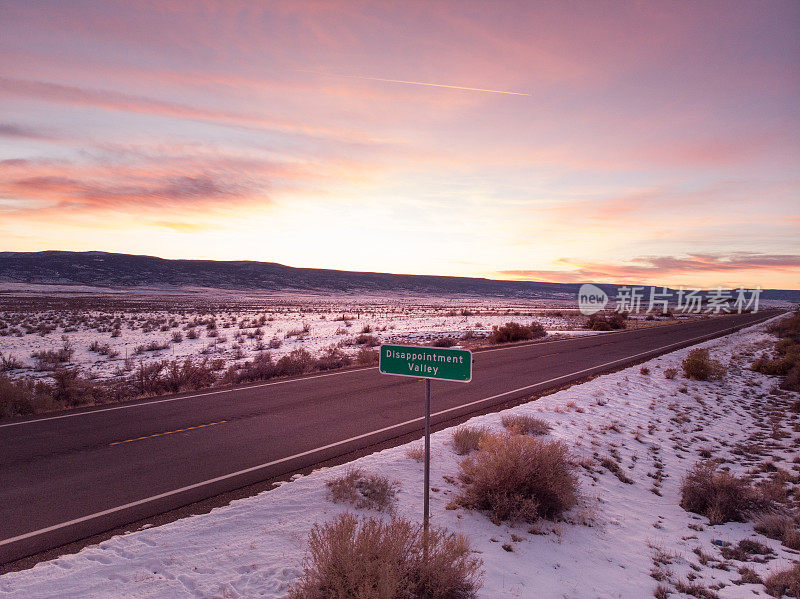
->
424, 378, 430, 534
376, 344, 472, 558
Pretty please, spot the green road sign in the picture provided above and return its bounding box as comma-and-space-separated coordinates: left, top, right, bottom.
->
379, 344, 472, 382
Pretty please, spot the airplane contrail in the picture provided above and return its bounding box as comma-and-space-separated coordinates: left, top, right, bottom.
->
299, 70, 530, 96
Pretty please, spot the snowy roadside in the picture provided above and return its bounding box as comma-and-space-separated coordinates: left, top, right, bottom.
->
1, 316, 798, 599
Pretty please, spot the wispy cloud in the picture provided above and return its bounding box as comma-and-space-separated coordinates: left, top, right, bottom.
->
299, 71, 531, 96
0, 123, 52, 139
0, 78, 384, 144
498, 254, 800, 285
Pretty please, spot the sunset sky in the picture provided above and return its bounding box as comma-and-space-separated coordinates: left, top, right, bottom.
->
1, 1, 798, 289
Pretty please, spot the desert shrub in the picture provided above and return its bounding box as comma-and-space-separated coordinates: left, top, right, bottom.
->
763, 562, 800, 598
681, 349, 726, 381
0, 352, 24, 371
753, 312, 800, 392
316, 345, 352, 371
186, 328, 198, 339
88, 341, 117, 357
431, 337, 456, 348
488, 321, 547, 344
355, 347, 379, 366
31, 336, 74, 370
0, 374, 54, 418
501, 414, 552, 436
587, 316, 611, 331
452, 426, 490, 455
767, 310, 800, 342
224, 352, 276, 384
783, 364, 800, 392
720, 538, 773, 561
162, 358, 216, 393
354, 334, 380, 347
680, 461, 758, 524
326, 468, 399, 512
456, 432, 578, 523
736, 566, 762, 585
752, 350, 799, 376
664, 368, 678, 379
276, 348, 315, 377
51, 368, 114, 407
755, 514, 800, 550
171, 331, 183, 343
288, 513, 482, 599
586, 312, 627, 331
133, 360, 167, 395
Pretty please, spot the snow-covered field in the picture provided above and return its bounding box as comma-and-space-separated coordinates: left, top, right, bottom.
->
2, 316, 797, 598
0, 293, 685, 382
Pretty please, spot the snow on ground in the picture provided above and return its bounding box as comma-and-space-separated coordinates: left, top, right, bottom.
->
0, 296, 607, 382
2, 317, 798, 598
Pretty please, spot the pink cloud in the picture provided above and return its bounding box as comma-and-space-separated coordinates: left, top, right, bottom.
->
498, 254, 800, 285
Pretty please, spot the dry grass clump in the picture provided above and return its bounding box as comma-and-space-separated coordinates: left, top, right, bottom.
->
680, 461, 758, 525
488, 321, 546, 344
288, 513, 483, 599
0, 352, 24, 372
456, 432, 578, 524
753, 310, 800, 392
326, 468, 399, 512
501, 414, 552, 436
315, 345, 352, 371
664, 368, 678, 380
405, 444, 425, 462
763, 562, 800, 598
755, 513, 800, 550
585, 312, 626, 331
355, 347, 379, 366
0, 374, 55, 418
681, 348, 726, 381
451, 426, 490, 455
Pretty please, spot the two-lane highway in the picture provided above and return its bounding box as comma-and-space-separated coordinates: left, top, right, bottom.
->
0, 310, 779, 563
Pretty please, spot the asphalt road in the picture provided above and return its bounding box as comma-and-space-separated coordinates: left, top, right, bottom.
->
0, 310, 779, 563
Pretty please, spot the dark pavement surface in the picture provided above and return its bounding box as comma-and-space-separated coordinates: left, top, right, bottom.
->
0, 310, 778, 563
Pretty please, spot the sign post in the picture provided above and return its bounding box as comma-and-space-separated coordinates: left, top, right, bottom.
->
379, 344, 472, 534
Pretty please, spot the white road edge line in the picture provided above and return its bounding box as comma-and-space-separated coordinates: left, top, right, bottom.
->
0, 316, 770, 548
0, 314, 769, 429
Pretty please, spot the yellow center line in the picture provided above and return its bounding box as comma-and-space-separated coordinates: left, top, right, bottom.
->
109, 420, 228, 446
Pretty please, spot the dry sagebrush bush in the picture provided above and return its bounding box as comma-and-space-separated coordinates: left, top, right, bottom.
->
680, 461, 759, 525
326, 468, 399, 512
755, 513, 800, 550
451, 426, 490, 455
681, 348, 726, 381
0, 374, 55, 418
488, 321, 546, 344
288, 513, 483, 599
501, 414, 552, 436
456, 432, 578, 524
763, 562, 800, 598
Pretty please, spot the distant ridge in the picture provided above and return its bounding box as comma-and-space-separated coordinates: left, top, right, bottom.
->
0, 251, 798, 301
